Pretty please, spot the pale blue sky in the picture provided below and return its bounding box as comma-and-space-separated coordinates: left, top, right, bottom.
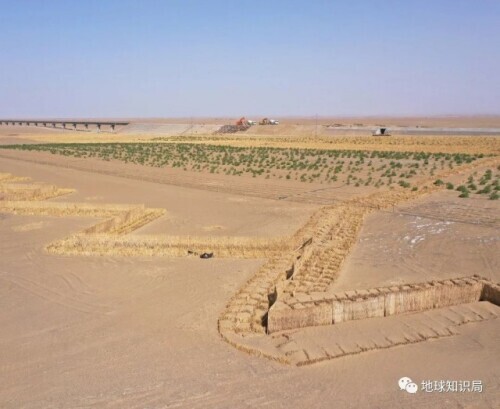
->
1, 0, 499, 118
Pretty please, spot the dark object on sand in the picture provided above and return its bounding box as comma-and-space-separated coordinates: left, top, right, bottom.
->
200, 252, 214, 259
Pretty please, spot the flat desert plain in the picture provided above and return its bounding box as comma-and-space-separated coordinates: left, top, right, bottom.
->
0, 120, 499, 408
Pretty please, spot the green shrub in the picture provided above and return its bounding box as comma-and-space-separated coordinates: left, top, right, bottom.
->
478, 185, 492, 194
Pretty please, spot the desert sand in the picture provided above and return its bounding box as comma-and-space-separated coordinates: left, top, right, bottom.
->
1, 120, 499, 408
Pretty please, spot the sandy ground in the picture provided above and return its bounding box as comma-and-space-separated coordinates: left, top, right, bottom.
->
2, 212, 499, 409
0, 156, 316, 238
1, 148, 499, 407
330, 191, 500, 293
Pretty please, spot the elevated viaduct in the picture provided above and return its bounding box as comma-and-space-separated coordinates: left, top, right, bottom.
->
0, 119, 129, 132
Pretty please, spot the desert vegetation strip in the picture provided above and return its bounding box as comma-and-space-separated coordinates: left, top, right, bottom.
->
0, 143, 491, 191
434, 168, 500, 200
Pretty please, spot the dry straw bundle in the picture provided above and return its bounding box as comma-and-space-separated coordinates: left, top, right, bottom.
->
47, 234, 289, 258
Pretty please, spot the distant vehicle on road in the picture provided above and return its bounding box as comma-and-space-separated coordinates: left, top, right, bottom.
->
259, 118, 279, 125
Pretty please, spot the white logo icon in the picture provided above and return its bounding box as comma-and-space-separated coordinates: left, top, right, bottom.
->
399, 377, 412, 390
406, 382, 418, 394
399, 377, 419, 394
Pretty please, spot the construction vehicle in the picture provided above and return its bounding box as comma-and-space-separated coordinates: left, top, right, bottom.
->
235, 117, 256, 127
259, 118, 279, 125
214, 117, 255, 134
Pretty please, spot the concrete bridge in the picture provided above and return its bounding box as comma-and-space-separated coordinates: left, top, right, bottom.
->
0, 120, 129, 132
